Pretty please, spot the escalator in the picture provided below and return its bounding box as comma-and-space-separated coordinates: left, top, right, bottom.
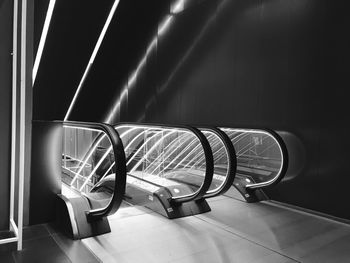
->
113, 123, 216, 218
194, 127, 236, 198
57, 121, 127, 239
219, 127, 288, 202
88, 123, 235, 218
56, 122, 288, 239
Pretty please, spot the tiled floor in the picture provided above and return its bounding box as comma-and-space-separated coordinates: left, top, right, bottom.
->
1, 188, 350, 262
83, 191, 350, 263
0, 223, 100, 263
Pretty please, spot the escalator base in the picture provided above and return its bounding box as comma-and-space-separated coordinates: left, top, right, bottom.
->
56, 194, 111, 240
125, 184, 211, 219
232, 178, 268, 202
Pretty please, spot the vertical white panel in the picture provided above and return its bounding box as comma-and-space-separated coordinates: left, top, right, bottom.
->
17, 0, 28, 251
10, 0, 18, 224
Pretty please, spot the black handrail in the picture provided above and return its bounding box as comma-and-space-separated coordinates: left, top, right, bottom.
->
248, 128, 288, 189
63, 121, 127, 221
219, 127, 288, 190
114, 122, 214, 204
198, 127, 237, 198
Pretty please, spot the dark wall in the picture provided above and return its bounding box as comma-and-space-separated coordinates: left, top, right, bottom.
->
102, 0, 350, 219
34, 0, 50, 58
0, 0, 13, 231
67, 0, 170, 122
29, 121, 62, 225
32, 0, 350, 220
33, 0, 115, 120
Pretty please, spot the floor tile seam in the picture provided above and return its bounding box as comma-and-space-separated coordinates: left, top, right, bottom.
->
194, 215, 302, 263
279, 229, 350, 262
79, 240, 103, 263
22, 233, 52, 243
88, 217, 240, 257
211, 200, 289, 218
209, 209, 303, 227
11, 251, 18, 263
213, 219, 309, 246
213, 197, 346, 230
243, 213, 323, 239
44, 223, 56, 238
83, 241, 145, 257
90, 224, 214, 253
303, 229, 350, 251
108, 210, 156, 221
48, 237, 75, 263
51, 233, 97, 263
103, 239, 209, 263
197, 205, 297, 229
275, 220, 347, 248
22, 224, 52, 240
264, 200, 350, 227
206, 196, 230, 203
222, 194, 247, 203
222, 194, 326, 223
10, 243, 73, 263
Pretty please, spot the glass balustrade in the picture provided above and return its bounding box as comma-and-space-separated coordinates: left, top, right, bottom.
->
62, 124, 118, 209
220, 128, 287, 189
115, 124, 213, 201
199, 128, 233, 196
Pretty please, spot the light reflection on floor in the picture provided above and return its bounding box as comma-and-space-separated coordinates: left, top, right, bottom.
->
81, 187, 350, 263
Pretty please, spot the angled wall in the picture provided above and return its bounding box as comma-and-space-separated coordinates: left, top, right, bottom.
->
101, 0, 350, 220
31, 0, 350, 220
33, 0, 116, 120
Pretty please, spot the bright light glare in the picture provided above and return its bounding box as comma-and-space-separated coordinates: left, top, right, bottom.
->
32, 0, 56, 85
158, 15, 173, 35
105, 4, 181, 123
63, 125, 101, 133
171, 0, 185, 14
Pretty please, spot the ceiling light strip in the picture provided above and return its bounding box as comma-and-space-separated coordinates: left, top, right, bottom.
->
32, 0, 56, 85
64, 0, 120, 121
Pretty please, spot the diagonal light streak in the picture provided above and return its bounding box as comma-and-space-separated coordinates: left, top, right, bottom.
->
129, 131, 177, 173
64, 0, 120, 121
32, 0, 56, 85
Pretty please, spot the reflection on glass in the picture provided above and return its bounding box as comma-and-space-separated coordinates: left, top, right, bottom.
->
115, 125, 207, 198
199, 130, 229, 193
220, 128, 284, 187
61, 126, 116, 207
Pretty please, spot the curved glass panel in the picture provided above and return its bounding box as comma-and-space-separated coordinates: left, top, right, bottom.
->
199, 130, 229, 194
220, 128, 286, 188
62, 125, 116, 209
115, 124, 209, 200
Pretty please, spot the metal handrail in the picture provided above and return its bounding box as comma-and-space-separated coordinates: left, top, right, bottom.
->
198, 127, 237, 198
220, 127, 288, 190
114, 122, 214, 204
63, 121, 127, 221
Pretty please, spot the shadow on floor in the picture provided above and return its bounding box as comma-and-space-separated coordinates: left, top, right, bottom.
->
0, 223, 100, 263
